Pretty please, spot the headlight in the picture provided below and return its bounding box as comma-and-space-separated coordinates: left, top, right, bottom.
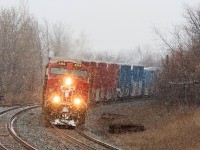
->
52, 96, 61, 103
74, 98, 81, 105
65, 78, 72, 86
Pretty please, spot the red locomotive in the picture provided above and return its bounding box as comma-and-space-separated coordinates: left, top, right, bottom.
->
42, 57, 89, 127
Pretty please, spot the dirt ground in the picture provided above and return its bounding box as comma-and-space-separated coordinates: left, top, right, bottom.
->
85, 100, 200, 150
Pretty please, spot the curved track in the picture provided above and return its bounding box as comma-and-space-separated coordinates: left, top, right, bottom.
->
51, 124, 121, 150
0, 105, 39, 150
75, 128, 121, 150
0, 105, 121, 149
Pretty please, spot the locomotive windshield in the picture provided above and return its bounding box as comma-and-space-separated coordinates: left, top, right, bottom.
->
50, 67, 68, 75
71, 70, 88, 78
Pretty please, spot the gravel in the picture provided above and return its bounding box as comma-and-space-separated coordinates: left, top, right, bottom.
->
11, 100, 149, 150
14, 106, 122, 150
15, 107, 77, 150
4, 100, 200, 150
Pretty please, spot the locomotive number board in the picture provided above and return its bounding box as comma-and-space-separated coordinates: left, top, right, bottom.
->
57, 61, 66, 66
57, 61, 82, 67
74, 63, 82, 67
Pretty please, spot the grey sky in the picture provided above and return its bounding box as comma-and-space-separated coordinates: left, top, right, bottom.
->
0, 0, 199, 53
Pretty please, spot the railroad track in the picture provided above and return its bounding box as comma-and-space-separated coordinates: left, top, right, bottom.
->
75, 128, 121, 150
0, 105, 121, 149
0, 105, 39, 150
51, 124, 121, 150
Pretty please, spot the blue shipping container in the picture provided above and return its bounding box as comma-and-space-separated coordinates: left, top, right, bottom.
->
130, 65, 144, 97
119, 65, 132, 97
142, 67, 158, 97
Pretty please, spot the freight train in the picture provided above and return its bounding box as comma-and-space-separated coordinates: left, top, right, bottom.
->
42, 57, 157, 127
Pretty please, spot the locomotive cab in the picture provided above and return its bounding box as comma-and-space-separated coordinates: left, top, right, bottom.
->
42, 58, 89, 127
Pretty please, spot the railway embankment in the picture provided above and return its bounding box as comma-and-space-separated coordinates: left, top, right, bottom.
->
84, 100, 200, 150
1, 100, 200, 150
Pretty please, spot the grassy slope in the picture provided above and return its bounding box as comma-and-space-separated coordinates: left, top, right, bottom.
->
86, 100, 200, 150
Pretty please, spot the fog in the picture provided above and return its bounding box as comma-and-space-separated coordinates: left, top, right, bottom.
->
0, 0, 199, 54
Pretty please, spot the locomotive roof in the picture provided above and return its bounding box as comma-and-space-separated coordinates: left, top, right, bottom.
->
49, 57, 82, 64
49, 57, 144, 66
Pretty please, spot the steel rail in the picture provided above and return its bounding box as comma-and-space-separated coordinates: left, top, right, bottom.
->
0, 106, 26, 150
7, 105, 40, 150
52, 124, 121, 150
75, 128, 121, 150
0, 144, 7, 150
51, 124, 98, 150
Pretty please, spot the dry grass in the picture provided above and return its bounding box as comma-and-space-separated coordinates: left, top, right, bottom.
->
86, 100, 200, 150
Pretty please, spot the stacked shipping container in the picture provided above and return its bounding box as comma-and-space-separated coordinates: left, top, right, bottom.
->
130, 66, 144, 97
119, 65, 132, 98
86, 61, 120, 104
84, 61, 157, 104
142, 67, 158, 97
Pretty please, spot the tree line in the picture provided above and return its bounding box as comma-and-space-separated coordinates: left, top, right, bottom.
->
156, 5, 200, 106
0, 5, 48, 104
1, 2, 199, 105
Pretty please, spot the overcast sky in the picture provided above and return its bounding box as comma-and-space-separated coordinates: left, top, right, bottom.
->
0, 0, 199, 53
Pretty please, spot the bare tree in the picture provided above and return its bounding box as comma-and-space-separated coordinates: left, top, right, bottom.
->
155, 4, 200, 106
50, 22, 69, 56
49, 22, 93, 60
0, 5, 47, 104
